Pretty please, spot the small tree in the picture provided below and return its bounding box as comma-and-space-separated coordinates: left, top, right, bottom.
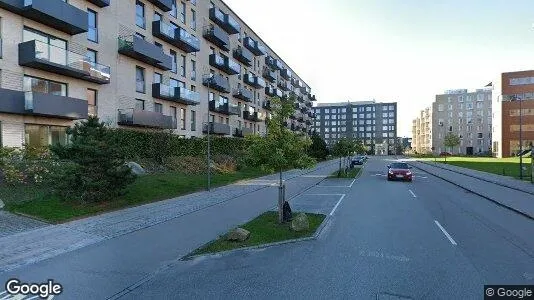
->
245, 95, 315, 223
308, 133, 329, 161
51, 116, 136, 203
443, 133, 461, 162
332, 138, 352, 176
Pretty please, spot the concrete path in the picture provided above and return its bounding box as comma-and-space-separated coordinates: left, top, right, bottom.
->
0, 211, 46, 238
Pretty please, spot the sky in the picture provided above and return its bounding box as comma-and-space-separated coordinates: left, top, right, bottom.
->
224, 0, 534, 137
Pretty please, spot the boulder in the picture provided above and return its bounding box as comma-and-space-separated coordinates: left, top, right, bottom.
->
227, 227, 250, 242
291, 213, 309, 232
0, 199, 4, 210
126, 162, 146, 175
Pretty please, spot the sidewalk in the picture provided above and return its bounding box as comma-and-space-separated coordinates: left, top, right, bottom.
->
0, 159, 338, 273
409, 160, 534, 220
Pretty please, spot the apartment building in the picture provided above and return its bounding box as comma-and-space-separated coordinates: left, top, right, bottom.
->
0, 0, 316, 148
411, 107, 432, 154
492, 70, 534, 158
432, 88, 492, 155
312, 101, 398, 155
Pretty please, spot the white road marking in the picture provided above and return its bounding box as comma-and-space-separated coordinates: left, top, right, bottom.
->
329, 194, 346, 216
348, 177, 356, 187
434, 220, 458, 246
306, 194, 345, 196
408, 190, 417, 198
301, 175, 328, 178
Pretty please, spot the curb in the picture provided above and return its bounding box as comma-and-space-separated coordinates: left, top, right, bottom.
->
418, 161, 534, 196
409, 162, 534, 221
181, 212, 333, 261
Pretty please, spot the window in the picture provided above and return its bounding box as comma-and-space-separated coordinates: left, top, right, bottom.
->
170, 106, 177, 127
170, 50, 177, 73
190, 9, 196, 30
135, 99, 145, 110
23, 76, 66, 96
180, 2, 186, 24
154, 103, 163, 113
180, 55, 186, 77
136, 1, 145, 29
87, 9, 98, 42
154, 12, 162, 22
191, 110, 196, 131
180, 108, 186, 130
25, 125, 67, 148
87, 89, 97, 116
154, 72, 162, 84
86, 49, 97, 64
170, 0, 177, 18
438, 104, 444, 112
135, 66, 145, 93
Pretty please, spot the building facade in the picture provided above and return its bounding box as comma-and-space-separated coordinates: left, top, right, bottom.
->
0, 0, 316, 148
312, 101, 398, 155
492, 70, 534, 158
411, 107, 432, 154
432, 88, 492, 155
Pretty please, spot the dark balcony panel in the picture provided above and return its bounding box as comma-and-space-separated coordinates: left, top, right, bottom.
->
262, 101, 272, 111
152, 20, 176, 45
280, 68, 292, 80
25, 91, 88, 119
233, 128, 244, 137
243, 111, 261, 122
203, 25, 229, 51
225, 57, 240, 75
19, 40, 111, 84
147, 0, 172, 12
243, 37, 265, 56
263, 68, 276, 82
21, 0, 88, 35
209, 53, 226, 71
118, 109, 175, 129
233, 46, 253, 66
292, 77, 302, 88
0, 88, 25, 115
118, 35, 172, 70
233, 87, 253, 102
176, 27, 200, 53
277, 81, 291, 91
224, 14, 240, 34
87, 0, 110, 7
265, 56, 276, 69
265, 86, 276, 97
176, 87, 200, 106
203, 122, 231, 135
203, 74, 230, 93
255, 42, 266, 56
274, 59, 283, 70
209, 101, 239, 115
244, 74, 265, 89
0, 0, 23, 13
209, 7, 226, 29
275, 89, 283, 98
152, 83, 175, 101
300, 86, 308, 95
310, 94, 317, 101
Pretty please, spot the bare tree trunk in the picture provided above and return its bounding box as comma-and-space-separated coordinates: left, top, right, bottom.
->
278, 168, 284, 223
338, 157, 342, 177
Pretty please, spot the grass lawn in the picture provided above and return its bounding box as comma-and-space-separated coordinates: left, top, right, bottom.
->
3, 168, 270, 223
329, 166, 362, 178
419, 156, 533, 181
190, 211, 326, 256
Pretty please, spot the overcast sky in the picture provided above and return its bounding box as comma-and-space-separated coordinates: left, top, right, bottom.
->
224, 0, 534, 136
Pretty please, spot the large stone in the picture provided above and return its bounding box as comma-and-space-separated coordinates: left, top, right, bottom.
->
227, 227, 250, 242
0, 199, 4, 210
291, 213, 309, 232
126, 162, 146, 175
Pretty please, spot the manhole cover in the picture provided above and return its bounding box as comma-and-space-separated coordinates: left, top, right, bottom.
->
377, 293, 412, 300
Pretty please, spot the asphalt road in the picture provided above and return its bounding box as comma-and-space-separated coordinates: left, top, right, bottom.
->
2, 156, 533, 299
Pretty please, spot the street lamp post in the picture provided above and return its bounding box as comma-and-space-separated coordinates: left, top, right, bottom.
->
204, 74, 212, 192
512, 96, 524, 179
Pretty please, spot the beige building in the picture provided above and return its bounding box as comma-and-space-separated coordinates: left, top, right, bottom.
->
432, 88, 492, 155
411, 107, 432, 154
0, 0, 316, 148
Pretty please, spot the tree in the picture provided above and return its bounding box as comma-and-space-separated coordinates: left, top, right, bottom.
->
308, 133, 329, 161
244, 95, 315, 223
51, 116, 136, 203
332, 138, 352, 176
443, 133, 461, 162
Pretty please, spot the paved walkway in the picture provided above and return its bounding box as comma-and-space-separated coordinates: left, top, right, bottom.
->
0, 211, 46, 238
0, 159, 338, 273
408, 160, 534, 220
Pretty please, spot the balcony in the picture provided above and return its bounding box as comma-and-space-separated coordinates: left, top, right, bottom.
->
244, 74, 266, 89
209, 7, 240, 34
209, 54, 240, 75
310, 94, 317, 101
118, 108, 176, 129
24, 91, 88, 119
277, 80, 291, 91
297, 94, 305, 103
280, 68, 292, 80
152, 83, 200, 105
0, 0, 88, 35
19, 40, 111, 84
291, 77, 302, 87
234, 127, 253, 137
233, 87, 253, 102
263, 68, 277, 82
147, 0, 172, 12
203, 24, 230, 51
203, 74, 230, 93
265, 56, 276, 70
233, 46, 253, 66
275, 89, 283, 98
118, 35, 172, 70
305, 101, 313, 108
305, 119, 312, 125
152, 21, 200, 53
243, 37, 266, 56
300, 86, 309, 95
86, 0, 110, 7
203, 122, 231, 135
265, 86, 276, 97
209, 101, 240, 115
243, 111, 260, 122
262, 100, 272, 110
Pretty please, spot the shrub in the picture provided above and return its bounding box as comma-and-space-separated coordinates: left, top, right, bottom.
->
212, 155, 237, 174
164, 156, 206, 175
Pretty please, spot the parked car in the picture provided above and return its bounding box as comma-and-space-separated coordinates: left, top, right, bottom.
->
387, 162, 413, 182
351, 156, 365, 166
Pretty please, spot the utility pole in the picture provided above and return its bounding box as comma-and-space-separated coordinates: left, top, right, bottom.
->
205, 74, 212, 192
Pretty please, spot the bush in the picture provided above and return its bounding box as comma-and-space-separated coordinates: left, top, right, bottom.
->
212, 155, 237, 174
51, 116, 136, 203
0, 146, 61, 186
164, 156, 206, 175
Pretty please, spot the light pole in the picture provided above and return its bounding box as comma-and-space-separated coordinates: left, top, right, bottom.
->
512, 95, 524, 179
204, 74, 213, 191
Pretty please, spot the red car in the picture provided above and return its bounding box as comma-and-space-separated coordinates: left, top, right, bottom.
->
387, 162, 413, 182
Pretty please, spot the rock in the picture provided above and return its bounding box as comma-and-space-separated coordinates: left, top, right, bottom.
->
291, 213, 309, 232
227, 227, 250, 242
0, 199, 4, 210
126, 162, 146, 175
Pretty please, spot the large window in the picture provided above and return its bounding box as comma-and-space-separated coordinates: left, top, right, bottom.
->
23, 76, 66, 96
170, 0, 177, 18
87, 89, 97, 116
136, 66, 145, 93
170, 50, 177, 73
154, 103, 163, 113
171, 106, 177, 127
25, 125, 68, 148
180, 108, 186, 130
191, 110, 196, 131
180, 55, 186, 77
180, 1, 186, 24
190, 9, 196, 30
191, 60, 196, 80
136, 1, 145, 29
87, 9, 98, 42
